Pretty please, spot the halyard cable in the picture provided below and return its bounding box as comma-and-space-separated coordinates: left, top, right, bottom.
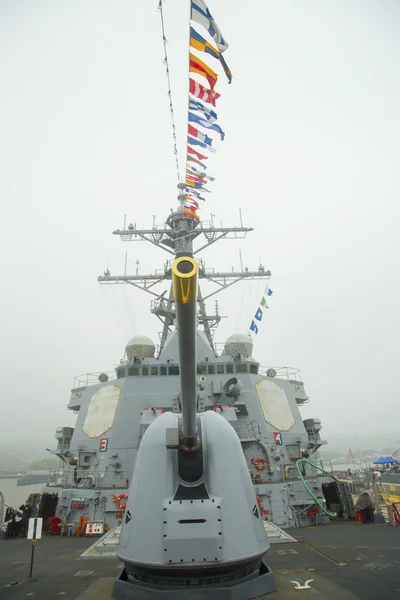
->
158, 0, 181, 183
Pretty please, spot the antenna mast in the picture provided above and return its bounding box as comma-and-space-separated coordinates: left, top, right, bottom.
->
98, 191, 270, 355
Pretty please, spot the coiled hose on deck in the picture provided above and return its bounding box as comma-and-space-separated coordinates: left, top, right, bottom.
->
295, 458, 340, 517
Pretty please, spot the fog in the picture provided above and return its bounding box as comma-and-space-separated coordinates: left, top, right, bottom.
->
1, 0, 399, 449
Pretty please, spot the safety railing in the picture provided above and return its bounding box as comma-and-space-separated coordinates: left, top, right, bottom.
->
259, 366, 302, 381
46, 469, 133, 490
230, 420, 261, 442
72, 372, 115, 389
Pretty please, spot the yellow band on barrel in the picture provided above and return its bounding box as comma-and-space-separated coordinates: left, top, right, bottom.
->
172, 256, 199, 305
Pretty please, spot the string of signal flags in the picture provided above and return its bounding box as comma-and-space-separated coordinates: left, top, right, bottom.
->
183, 0, 232, 222
180, 3, 274, 337
249, 285, 273, 336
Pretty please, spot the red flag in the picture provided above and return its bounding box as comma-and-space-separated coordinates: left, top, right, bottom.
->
187, 146, 208, 160
189, 79, 220, 107
188, 124, 203, 140
186, 173, 207, 183
185, 196, 199, 207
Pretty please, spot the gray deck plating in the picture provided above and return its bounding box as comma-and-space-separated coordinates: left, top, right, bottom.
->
1, 522, 400, 600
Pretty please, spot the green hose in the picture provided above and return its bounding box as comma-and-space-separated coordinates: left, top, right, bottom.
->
295, 458, 340, 518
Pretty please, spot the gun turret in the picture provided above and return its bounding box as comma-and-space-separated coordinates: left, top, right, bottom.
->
116, 251, 275, 600
171, 255, 199, 449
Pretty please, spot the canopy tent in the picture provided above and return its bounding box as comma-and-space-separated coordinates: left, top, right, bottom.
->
373, 456, 397, 465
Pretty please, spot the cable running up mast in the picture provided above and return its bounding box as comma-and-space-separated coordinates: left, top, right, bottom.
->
158, 0, 181, 184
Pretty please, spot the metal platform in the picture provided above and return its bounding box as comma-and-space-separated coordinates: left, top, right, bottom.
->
81, 526, 122, 558
263, 522, 296, 544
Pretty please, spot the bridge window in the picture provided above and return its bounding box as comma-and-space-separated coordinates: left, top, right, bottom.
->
169, 365, 180, 375
235, 364, 248, 374
207, 365, 215, 374
142, 367, 149, 376
250, 364, 258, 375
151, 367, 158, 376
197, 364, 207, 374
128, 367, 139, 376
117, 368, 126, 379
217, 365, 224, 374
160, 366, 167, 376
226, 364, 234, 374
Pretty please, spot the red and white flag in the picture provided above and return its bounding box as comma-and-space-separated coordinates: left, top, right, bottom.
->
187, 146, 208, 160
185, 195, 199, 206
189, 78, 220, 107
188, 124, 208, 143
186, 173, 207, 184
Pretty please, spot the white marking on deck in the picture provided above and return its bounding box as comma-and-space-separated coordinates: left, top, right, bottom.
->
290, 579, 314, 589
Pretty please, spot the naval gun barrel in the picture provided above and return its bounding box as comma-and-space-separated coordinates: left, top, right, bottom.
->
171, 256, 199, 448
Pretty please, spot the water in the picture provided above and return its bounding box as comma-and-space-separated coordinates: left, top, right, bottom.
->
0, 478, 42, 517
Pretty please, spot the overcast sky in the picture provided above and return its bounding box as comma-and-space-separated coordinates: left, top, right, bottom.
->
1, 0, 399, 448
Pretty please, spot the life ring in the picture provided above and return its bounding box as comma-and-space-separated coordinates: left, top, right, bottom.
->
252, 457, 267, 471
116, 493, 128, 510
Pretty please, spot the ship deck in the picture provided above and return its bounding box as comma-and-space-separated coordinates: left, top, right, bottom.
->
1, 521, 400, 599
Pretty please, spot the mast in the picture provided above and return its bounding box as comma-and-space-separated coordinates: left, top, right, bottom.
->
98, 192, 271, 355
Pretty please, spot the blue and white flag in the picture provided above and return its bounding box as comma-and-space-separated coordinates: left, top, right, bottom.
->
186, 187, 209, 197
189, 98, 217, 123
186, 188, 207, 199
191, 0, 229, 53
189, 111, 225, 140
188, 135, 216, 152
264, 285, 273, 298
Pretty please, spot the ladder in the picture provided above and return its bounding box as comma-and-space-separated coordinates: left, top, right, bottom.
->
336, 482, 356, 519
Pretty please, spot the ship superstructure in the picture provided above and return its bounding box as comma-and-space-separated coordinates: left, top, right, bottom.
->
46, 203, 330, 529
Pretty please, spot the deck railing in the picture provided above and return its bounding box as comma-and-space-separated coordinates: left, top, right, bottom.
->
72, 372, 115, 389
46, 469, 133, 490
230, 419, 261, 441
258, 366, 302, 381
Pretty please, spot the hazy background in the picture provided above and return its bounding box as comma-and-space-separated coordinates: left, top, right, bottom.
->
1, 0, 399, 455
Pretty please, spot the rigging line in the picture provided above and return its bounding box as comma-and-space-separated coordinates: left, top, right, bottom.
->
235, 279, 247, 332
123, 286, 136, 333
122, 284, 137, 335
120, 286, 133, 335
117, 287, 131, 337
158, 0, 181, 183
110, 284, 129, 337
101, 287, 127, 338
